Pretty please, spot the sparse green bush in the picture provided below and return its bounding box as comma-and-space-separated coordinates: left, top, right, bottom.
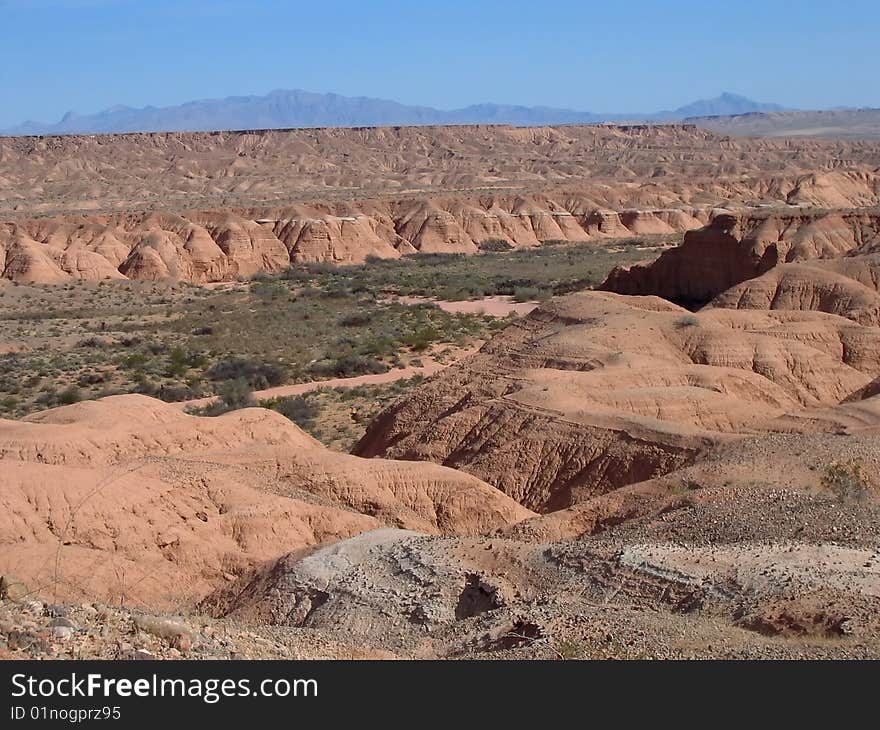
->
477, 238, 514, 252
207, 358, 286, 389
437, 284, 484, 301
279, 267, 312, 282
339, 312, 373, 327
166, 346, 190, 378
674, 314, 701, 329
512, 286, 550, 303
218, 378, 254, 410
142, 381, 203, 402
263, 394, 320, 430
307, 354, 388, 379
76, 372, 106, 386
322, 282, 352, 299
555, 640, 587, 660
76, 337, 108, 349
296, 286, 322, 298
401, 326, 440, 352
250, 279, 287, 301
122, 352, 149, 371
304, 261, 340, 275
57, 385, 82, 406
821, 461, 871, 503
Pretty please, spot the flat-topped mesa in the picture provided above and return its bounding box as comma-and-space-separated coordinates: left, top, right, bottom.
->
600, 207, 880, 306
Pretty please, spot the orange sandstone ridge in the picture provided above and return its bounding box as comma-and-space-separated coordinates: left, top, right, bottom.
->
0, 395, 531, 608
356, 222, 880, 512
1, 123, 879, 283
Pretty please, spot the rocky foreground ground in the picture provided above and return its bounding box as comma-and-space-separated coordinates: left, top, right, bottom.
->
3, 520, 878, 660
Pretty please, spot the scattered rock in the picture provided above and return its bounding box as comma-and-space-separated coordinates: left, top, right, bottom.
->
52, 626, 74, 642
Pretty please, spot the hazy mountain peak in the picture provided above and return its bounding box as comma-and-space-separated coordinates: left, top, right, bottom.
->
674, 92, 789, 118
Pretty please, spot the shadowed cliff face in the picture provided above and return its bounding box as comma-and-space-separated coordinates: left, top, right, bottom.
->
600, 209, 880, 306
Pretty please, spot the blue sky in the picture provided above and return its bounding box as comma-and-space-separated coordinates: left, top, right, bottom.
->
1, 0, 877, 127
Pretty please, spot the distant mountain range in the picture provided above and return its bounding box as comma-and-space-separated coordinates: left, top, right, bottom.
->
689, 108, 880, 139
1, 90, 789, 136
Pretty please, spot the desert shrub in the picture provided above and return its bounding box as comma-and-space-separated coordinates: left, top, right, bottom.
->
512, 286, 550, 303
401, 326, 440, 352
555, 640, 587, 660
339, 312, 373, 327
296, 286, 322, 298
307, 354, 388, 379
121, 352, 149, 371
186, 379, 252, 416
437, 284, 484, 301
166, 347, 190, 378
76, 337, 108, 349
133, 378, 158, 395
304, 261, 339, 275
154, 382, 202, 402
76, 372, 106, 386
185, 351, 208, 369
263, 394, 320, 429
35, 389, 58, 407
358, 336, 397, 358
250, 279, 287, 302
674, 314, 700, 329
279, 267, 312, 282
207, 358, 286, 389
821, 461, 871, 503
218, 378, 254, 410
321, 282, 352, 299
478, 238, 514, 252
57, 385, 82, 406
552, 277, 596, 295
